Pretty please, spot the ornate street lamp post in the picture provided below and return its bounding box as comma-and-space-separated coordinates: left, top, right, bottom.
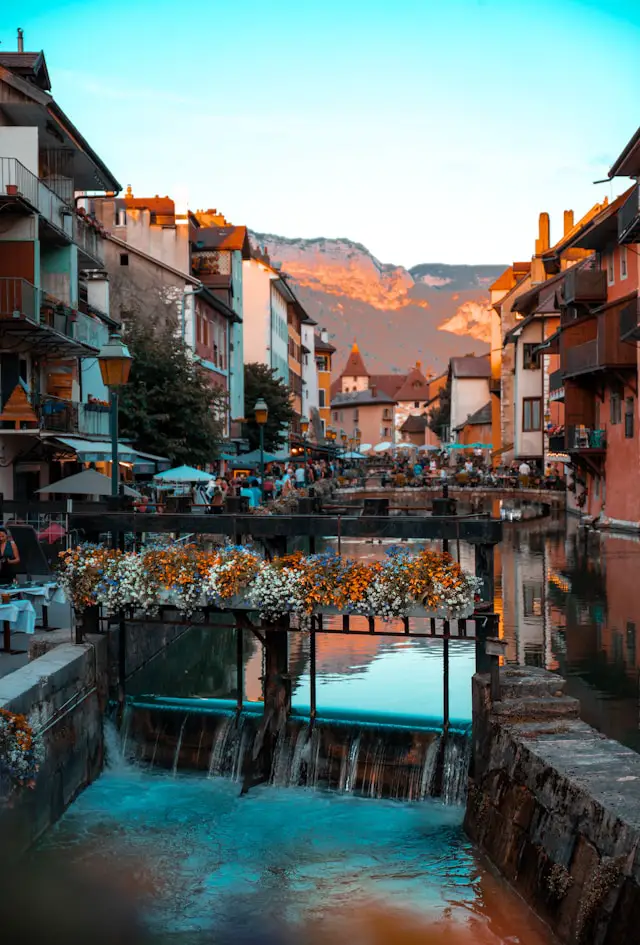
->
98, 333, 132, 498
254, 398, 269, 502
300, 414, 309, 470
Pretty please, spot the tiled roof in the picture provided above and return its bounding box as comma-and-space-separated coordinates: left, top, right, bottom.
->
369, 374, 406, 397
331, 389, 396, 407
0, 51, 50, 90
314, 335, 336, 353
394, 363, 431, 401
400, 413, 428, 433
340, 342, 369, 377
455, 401, 491, 430
450, 355, 491, 379
195, 225, 251, 258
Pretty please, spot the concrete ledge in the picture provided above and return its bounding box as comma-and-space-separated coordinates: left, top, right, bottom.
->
466, 667, 640, 943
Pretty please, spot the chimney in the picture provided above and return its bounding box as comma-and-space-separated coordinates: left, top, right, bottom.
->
563, 210, 574, 236
17, 28, 24, 52
535, 212, 550, 255
320, 328, 329, 343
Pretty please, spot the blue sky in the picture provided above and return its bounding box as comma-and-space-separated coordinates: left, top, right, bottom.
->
1, 0, 639, 266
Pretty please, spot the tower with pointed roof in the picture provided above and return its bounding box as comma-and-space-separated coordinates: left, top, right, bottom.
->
340, 342, 370, 393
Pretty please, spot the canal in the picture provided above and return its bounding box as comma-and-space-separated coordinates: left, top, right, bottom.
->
33, 512, 640, 944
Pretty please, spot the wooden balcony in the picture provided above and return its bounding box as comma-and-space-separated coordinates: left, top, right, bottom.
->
620, 296, 640, 343
618, 183, 640, 245
0, 277, 102, 356
562, 268, 607, 307
563, 310, 637, 379
0, 395, 110, 436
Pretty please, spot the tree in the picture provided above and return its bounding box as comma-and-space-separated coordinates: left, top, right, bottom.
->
118, 312, 226, 466
244, 363, 295, 452
428, 373, 451, 441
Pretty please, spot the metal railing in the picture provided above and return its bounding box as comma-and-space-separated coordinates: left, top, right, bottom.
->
0, 277, 39, 320
568, 426, 606, 450
74, 215, 104, 266
549, 368, 564, 391
9, 396, 111, 436
0, 157, 72, 236
73, 310, 107, 349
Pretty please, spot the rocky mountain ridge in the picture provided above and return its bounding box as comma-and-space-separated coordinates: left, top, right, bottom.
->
250, 231, 505, 375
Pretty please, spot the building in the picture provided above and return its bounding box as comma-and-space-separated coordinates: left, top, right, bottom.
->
393, 362, 431, 440
550, 133, 640, 528
449, 356, 491, 442
0, 38, 134, 498
92, 192, 241, 442
314, 330, 335, 438
300, 321, 320, 440
423, 371, 448, 448
399, 413, 429, 445
453, 401, 492, 448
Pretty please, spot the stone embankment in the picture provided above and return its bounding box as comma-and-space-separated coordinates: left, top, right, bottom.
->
465, 667, 640, 944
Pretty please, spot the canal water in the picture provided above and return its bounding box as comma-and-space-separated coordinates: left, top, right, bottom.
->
35, 511, 640, 943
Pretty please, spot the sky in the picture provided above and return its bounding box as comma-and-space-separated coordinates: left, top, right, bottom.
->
1, 0, 640, 268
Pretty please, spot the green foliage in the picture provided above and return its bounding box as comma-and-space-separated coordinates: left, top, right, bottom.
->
118, 313, 225, 466
244, 362, 295, 452
428, 373, 451, 440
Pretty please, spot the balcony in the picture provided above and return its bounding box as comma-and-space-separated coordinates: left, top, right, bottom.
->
549, 368, 564, 402
567, 425, 606, 453
618, 183, 640, 245
548, 433, 566, 452
74, 214, 105, 267
0, 396, 110, 437
0, 278, 103, 356
0, 157, 72, 238
562, 268, 607, 307
620, 296, 640, 342
563, 324, 637, 379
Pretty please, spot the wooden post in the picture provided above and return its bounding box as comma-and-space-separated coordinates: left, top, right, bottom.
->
443, 621, 450, 733
117, 610, 126, 717
474, 612, 498, 675
310, 626, 317, 721
261, 618, 291, 778
474, 541, 496, 608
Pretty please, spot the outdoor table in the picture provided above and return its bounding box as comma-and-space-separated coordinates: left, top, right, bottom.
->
0, 593, 37, 654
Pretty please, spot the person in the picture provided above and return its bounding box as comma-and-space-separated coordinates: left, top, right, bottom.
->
211, 486, 224, 514
0, 527, 20, 584
295, 464, 306, 488
518, 459, 531, 488
464, 458, 474, 475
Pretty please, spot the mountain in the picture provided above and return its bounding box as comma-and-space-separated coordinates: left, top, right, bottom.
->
249, 232, 505, 376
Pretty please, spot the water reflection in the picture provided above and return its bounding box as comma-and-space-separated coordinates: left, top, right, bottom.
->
130, 514, 640, 751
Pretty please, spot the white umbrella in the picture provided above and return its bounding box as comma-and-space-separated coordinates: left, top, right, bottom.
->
359, 443, 373, 453
373, 441, 394, 453
394, 443, 413, 451
37, 469, 140, 497
153, 465, 212, 483
342, 450, 366, 460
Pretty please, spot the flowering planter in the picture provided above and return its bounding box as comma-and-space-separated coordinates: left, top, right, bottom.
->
5, 184, 19, 196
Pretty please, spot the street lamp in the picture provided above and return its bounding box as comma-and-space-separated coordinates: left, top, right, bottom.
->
254, 398, 269, 502
340, 430, 348, 460
98, 332, 132, 497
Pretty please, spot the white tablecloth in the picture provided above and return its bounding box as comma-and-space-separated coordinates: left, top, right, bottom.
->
0, 583, 65, 634
0, 600, 36, 634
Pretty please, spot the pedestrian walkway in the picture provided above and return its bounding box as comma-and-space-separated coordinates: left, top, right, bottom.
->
0, 627, 73, 680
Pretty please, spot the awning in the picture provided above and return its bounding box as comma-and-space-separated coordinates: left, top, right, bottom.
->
56, 436, 138, 462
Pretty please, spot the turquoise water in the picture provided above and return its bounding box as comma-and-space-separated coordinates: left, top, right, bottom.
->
37, 764, 550, 944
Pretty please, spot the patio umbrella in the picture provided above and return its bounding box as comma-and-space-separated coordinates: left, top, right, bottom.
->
342, 450, 366, 460
359, 443, 373, 453
229, 450, 281, 468
418, 445, 439, 452
153, 465, 212, 483
394, 443, 413, 451
36, 469, 140, 497
469, 442, 492, 449
373, 442, 394, 453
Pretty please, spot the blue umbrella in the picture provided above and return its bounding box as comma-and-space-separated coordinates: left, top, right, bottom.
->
153, 465, 212, 483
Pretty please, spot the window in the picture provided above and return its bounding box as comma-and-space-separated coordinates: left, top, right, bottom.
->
119, 253, 129, 266
353, 409, 359, 422
320, 418, 326, 435
522, 343, 540, 370
316, 355, 328, 371
318, 389, 326, 408
333, 411, 339, 421
610, 389, 622, 425
607, 251, 615, 285
625, 397, 634, 438
382, 408, 392, 420
621, 246, 628, 280
382, 426, 392, 437
414, 401, 420, 408
522, 397, 542, 431
523, 583, 542, 617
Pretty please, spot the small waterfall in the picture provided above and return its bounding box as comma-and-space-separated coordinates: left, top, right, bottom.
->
121, 702, 471, 803
103, 718, 128, 772
172, 715, 188, 776
441, 734, 471, 805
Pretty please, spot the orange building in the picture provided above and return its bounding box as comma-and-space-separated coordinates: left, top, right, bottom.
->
314, 330, 335, 438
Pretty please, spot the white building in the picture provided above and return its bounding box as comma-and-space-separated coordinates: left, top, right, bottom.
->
301, 321, 320, 431
449, 356, 491, 441
242, 256, 290, 384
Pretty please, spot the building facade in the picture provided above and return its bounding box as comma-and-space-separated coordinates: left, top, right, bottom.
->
0, 44, 124, 498
314, 330, 335, 438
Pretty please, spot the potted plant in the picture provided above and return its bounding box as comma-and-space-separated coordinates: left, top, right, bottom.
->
6, 183, 20, 196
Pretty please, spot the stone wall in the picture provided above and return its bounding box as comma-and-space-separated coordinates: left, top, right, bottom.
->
0, 640, 108, 853
109, 617, 191, 692
465, 667, 640, 944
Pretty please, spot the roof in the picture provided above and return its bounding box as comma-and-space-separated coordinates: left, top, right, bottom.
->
195, 226, 251, 259
331, 389, 396, 408
609, 126, 640, 178
571, 188, 634, 251
450, 356, 491, 379
394, 363, 431, 402
489, 263, 531, 293
314, 335, 336, 354
370, 373, 406, 397
455, 401, 491, 430
340, 342, 369, 377
512, 266, 571, 316
400, 413, 429, 433
0, 50, 51, 90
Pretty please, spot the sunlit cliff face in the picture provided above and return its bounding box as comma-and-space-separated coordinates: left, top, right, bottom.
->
250, 232, 501, 371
